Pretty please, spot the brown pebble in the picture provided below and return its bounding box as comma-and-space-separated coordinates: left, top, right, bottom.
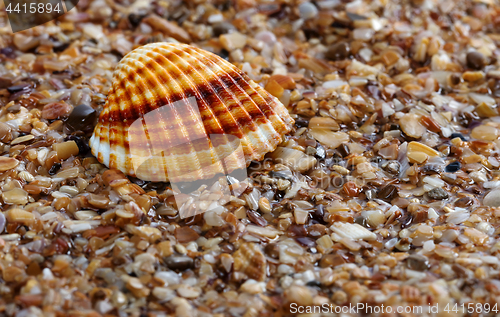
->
454, 196, 473, 207
41, 102, 73, 120
378, 184, 398, 201
0, 122, 12, 143
164, 256, 194, 271
325, 42, 350, 61
466, 51, 486, 70
174, 227, 200, 243
264, 243, 280, 259
406, 255, 429, 271
320, 254, 346, 268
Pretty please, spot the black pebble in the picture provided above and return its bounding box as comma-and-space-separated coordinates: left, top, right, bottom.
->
212, 22, 236, 37
445, 161, 461, 173
294, 117, 309, 128
306, 280, 322, 288
65, 104, 97, 133
7, 84, 30, 94
450, 132, 467, 141
128, 14, 145, 27
312, 204, 325, 223
48, 163, 62, 175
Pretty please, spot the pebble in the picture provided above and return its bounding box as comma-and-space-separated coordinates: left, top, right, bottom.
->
384, 161, 400, 175
483, 189, 500, 207
66, 135, 91, 155
284, 285, 313, 306
176, 285, 201, 298
65, 104, 97, 133
378, 184, 398, 201
128, 14, 145, 27
0, 122, 12, 143
471, 125, 498, 141
212, 22, 235, 37
427, 187, 449, 200
254, 31, 277, 46
219, 32, 247, 51
466, 51, 486, 70
445, 161, 461, 173
174, 227, 200, 243
0, 212, 5, 233
0, 157, 19, 172
298, 2, 318, 20
7, 83, 30, 94
42, 102, 73, 120
450, 132, 467, 141
400, 114, 426, 138
164, 256, 194, 271
406, 255, 430, 271
3, 188, 29, 205
325, 42, 350, 61
454, 196, 473, 207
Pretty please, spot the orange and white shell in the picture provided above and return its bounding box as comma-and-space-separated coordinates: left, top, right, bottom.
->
90, 43, 294, 182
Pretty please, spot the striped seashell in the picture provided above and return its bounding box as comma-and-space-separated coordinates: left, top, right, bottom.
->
90, 43, 294, 182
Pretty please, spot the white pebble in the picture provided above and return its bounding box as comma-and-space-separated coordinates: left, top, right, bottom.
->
298, 2, 318, 20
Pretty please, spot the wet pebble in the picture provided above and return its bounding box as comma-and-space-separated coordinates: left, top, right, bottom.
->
315, 144, 326, 159
164, 256, 194, 271
65, 104, 97, 133
294, 117, 309, 128
406, 255, 429, 271
378, 184, 398, 201
384, 161, 400, 175
450, 132, 467, 141
455, 196, 473, 207
247, 210, 267, 227
338, 143, 350, 157
364, 188, 377, 200
466, 51, 486, 70
264, 243, 280, 259
312, 204, 325, 223
7, 83, 31, 94
483, 189, 500, 207
0, 212, 5, 233
325, 42, 350, 61
445, 161, 461, 173
427, 187, 449, 200
423, 164, 442, 174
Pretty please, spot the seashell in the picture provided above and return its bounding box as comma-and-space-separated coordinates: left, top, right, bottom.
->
233, 242, 266, 281
90, 43, 294, 182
